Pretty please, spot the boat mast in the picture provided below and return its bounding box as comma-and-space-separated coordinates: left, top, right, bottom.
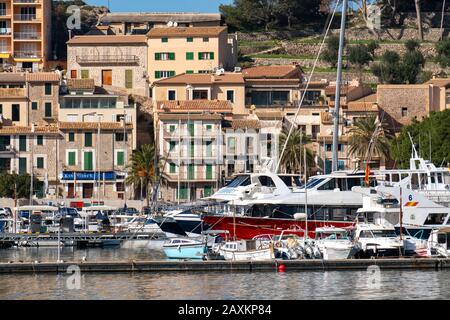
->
331, 0, 348, 172
304, 146, 308, 240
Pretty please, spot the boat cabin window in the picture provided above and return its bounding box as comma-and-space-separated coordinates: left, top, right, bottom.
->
359, 231, 373, 238
424, 213, 447, 225
226, 175, 251, 188
317, 232, 347, 240
258, 176, 275, 188
318, 179, 336, 190
437, 233, 447, 244
371, 230, 397, 238
301, 178, 325, 189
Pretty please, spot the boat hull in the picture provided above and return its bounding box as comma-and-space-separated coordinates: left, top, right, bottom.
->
163, 244, 206, 260
202, 215, 354, 240
219, 248, 274, 261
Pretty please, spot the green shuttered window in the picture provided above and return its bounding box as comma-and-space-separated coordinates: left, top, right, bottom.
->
84, 151, 93, 171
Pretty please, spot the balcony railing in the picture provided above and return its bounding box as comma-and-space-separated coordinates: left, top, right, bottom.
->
0, 10, 9, 16
163, 130, 219, 139
0, 46, 11, 53
14, 0, 40, 3
14, 50, 41, 58
14, 14, 39, 21
76, 55, 139, 65
166, 170, 215, 182
0, 28, 12, 35
0, 88, 26, 97
14, 31, 41, 39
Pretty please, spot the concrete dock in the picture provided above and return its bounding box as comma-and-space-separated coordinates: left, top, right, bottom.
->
0, 258, 448, 274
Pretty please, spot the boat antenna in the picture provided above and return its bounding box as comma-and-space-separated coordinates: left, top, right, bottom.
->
275, 0, 340, 173
331, 0, 348, 172
407, 132, 419, 159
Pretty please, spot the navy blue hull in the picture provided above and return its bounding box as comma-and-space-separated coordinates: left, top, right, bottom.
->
153, 217, 187, 236
395, 226, 433, 240
175, 219, 211, 235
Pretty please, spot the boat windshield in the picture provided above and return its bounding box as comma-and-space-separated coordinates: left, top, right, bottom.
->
225, 175, 251, 188
299, 178, 325, 189
360, 229, 397, 238
316, 232, 348, 240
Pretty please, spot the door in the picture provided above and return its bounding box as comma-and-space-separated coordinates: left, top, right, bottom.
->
83, 183, 93, 199
70, 70, 77, 78
102, 70, 112, 86
67, 183, 75, 198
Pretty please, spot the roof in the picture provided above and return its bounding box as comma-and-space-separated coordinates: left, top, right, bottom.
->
243, 65, 301, 79
147, 26, 227, 38
156, 100, 232, 112
67, 35, 148, 45
100, 12, 222, 24
0, 73, 26, 83
59, 122, 133, 131
231, 119, 261, 129
154, 73, 244, 85
255, 111, 284, 119
26, 72, 60, 82
67, 78, 95, 91
0, 125, 60, 135
426, 78, 450, 88
158, 113, 223, 121
346, 93, 379, 112
325, 85, 360, 95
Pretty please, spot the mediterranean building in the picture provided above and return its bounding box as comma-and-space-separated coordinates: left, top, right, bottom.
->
147, 26, 237, 83
0, 0, 52, 72
57, 78, 135, 201
97, 12, 222, 35
66, 35, 149, 96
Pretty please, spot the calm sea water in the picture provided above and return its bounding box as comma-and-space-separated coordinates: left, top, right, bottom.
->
0, 247, 448, 300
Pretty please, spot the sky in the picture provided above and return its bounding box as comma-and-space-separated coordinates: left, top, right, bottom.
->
85, 0, 234, 13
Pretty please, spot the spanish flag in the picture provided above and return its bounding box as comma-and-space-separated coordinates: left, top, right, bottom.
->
364, 164, 370, 186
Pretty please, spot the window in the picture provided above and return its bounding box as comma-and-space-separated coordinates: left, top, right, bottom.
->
169, 141, 176, 152
205, 124, 212, 131
19, 136, 27, 151
155, 52, 175, 60
116, 151, 125, 166
68, 132, 75, 142
192, 90, 208, 100
12, 104, 20, 121
31, 102, 38, 110
204, 186, 213, 197
187, 37, 193, 42
36, 135, 43, 146
161, 37, 168, 43
227, 137, 236, 154
424, 213, 447, 225
44, 83, 52, 95
169, 125, 176, 133
67, 151, 76, 166
169, 163, 176, 174
19, 157, 27, 174
188, 164, 195, 180
44, 102, 52, 118
188, 123, 195, 136
83, 151, 93, 171
401, 107, 408, 117
84, 132, 92, 147
81, 70, 89, 79
0, 104, 2, 114
155, 71, 175, 79
206, 164, 213, 180
186, 70, 194, 74
125, 70, 133, 89
186, 52, 194, 60
168, 90, 176, 101
205, 141, 213, 157
189, 141, 195, 157
177, 186, 188, 200
70, 70, 77, 78
198, 52, 214, 60
36, 157, 44, 169
115, 132, 128, 142
226, 90, 235, 103
203, 37, 209, 42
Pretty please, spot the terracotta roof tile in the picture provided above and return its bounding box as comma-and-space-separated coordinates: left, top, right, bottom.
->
346, 94, 379, 112
243, 65, 301, 79
0, 73, 26, 83
0, 88, 26, 98
147, 26, 227, 38
158, 113, 223, 121
231, 119, 261, 129
26, 72, 60, 82
67, 35, 148, 45
101, 12, 222, 24
255, 111, 284, 119
59, 122, 133, 130
0, 125, 60, 135
154, 73, 244, 85
67, 78, 95, 91
156, 100, 232, 112
325, 85, 359, 95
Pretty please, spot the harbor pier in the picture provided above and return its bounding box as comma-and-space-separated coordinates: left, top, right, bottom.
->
0, 258, 448, 274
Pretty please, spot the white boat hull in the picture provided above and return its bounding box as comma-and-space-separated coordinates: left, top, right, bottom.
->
219, 248, 274, 261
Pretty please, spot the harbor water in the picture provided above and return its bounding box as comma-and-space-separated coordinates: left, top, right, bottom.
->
0, 247, 449, 300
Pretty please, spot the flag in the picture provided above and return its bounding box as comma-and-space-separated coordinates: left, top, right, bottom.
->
364, 164, 370, 186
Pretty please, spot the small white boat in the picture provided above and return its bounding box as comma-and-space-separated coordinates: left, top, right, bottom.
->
427, 228, 450, 257
216, 239, 275, 261
162, 238, 206, 260
314, 227, 355, 260
353, 223, 403, 258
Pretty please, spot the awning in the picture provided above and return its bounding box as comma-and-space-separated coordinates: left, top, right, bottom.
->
14, 58, 41, 63
0, 53, 10, 59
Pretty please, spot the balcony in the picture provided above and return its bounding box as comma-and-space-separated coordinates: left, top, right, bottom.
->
0, 88, 26, 98
14, 50, 41, 58
163, 130, 219, 139
14, 14, 40, 21
0, 46, 11, 53
14, 31, 41, 40
13, 0, 41, 3
166, 169, 215, 182
0, 10, 10, 16
0, 28, 12, 35
76, 55, 139, 65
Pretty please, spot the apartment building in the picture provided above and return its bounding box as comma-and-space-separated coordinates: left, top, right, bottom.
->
0, 0, 51, 72
58, 79, 135, 200
147, 26, 237, 83
0, 72, 61, 197
66, 35, 149, 96
98, 12, 222, 35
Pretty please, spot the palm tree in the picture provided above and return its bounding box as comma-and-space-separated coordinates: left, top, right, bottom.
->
278, 128, 315, 174
348, 115, 393, 166
126, 144, 156, 207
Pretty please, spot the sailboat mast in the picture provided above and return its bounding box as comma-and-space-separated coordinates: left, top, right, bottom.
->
331, 0, 348, 172
304, 146, 308, 240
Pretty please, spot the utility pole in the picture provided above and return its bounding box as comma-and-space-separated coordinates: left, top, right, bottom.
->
332, 0, 348, 172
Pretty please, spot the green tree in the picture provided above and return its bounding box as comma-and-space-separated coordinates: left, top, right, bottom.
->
348, 44, 374, 79
391, 109, 450, 168
0, 173, 33, 199
436, 38, 450, 70
278, 129, 315, 174
371, 50, 403, 84
322, 35, 341, 68
366, 40, 379, 57
348, 115, 393, 165
126, 144, 156, 207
